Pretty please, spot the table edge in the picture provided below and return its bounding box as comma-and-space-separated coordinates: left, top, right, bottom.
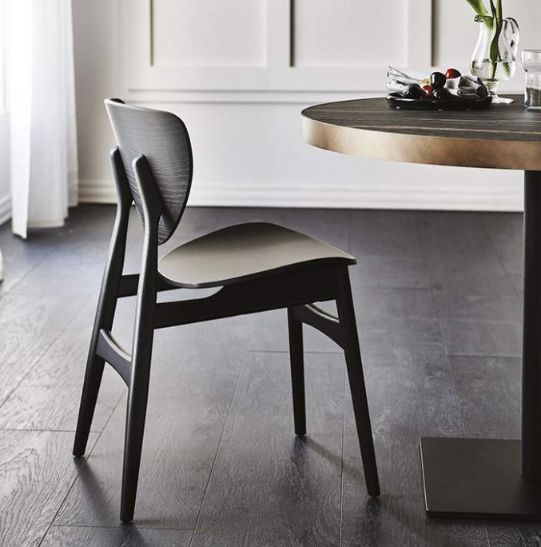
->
302, 114, 541, 171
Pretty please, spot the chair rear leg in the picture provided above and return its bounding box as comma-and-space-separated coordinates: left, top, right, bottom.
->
74, 150, 131, 457
73, 266, 122, 457
336, 267, 380, 497
73, 335, 106, 456
288, 307, 306, 436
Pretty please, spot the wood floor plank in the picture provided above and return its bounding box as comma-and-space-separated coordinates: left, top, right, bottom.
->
482, 212, 523, 277
1, 206, 535, 545
419, 212, 513, 292
191, 352, 344, 547
438, 318, 521, 358
355, 287, 436, 320
0, 245, 104, 408
339, 348, 489, 547
0, 228, 56, 297
450, 356, 520, 439
0, 298, 125, 432
350, 210, 424, 260
432, 287, 521, 323
224, 309, 342, 354
55, 325, 246, 529
359, 315, 444, 355
0, 430, 97, 547
352, 255, 430, 289
349, 210, 430, 289
485, 523, 541, 546
41, 525, 192, 547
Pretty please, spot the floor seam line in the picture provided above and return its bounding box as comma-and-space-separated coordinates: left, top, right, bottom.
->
40, 390, 125, 540
188, 359, 247, 547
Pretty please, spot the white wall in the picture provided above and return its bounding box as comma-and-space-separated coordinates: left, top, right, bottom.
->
73, 0, 541, 212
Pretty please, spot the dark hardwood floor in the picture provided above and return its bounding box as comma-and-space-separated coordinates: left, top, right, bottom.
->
0, 205, 533, 546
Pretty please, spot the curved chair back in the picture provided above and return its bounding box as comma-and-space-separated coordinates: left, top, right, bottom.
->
105, 98, 193, 244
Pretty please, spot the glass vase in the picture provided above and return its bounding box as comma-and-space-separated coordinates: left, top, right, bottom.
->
470, 15, 520, 104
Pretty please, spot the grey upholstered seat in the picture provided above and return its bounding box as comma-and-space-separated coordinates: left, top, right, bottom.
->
159, 222, 355, 288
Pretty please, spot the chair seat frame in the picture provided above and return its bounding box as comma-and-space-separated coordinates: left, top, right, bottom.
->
73, 147, 380, 522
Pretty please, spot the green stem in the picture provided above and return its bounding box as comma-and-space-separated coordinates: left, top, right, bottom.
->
496, 0, 503, 20
488, 0, 503, 79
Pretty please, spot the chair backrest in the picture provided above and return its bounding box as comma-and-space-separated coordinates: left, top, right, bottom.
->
105, 99, 193, 245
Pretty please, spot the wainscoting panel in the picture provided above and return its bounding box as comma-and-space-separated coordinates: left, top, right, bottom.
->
73, 0, 530, 212
293, 0, 408, 68
151, 0, 267, 68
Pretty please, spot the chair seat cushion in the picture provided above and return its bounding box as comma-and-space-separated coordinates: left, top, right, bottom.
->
158, 222, 355, 288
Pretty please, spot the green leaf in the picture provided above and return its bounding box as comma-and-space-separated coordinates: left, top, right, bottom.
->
465, 0, 490, 17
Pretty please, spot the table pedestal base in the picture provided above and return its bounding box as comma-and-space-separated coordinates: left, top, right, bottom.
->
420, 438, 541, 520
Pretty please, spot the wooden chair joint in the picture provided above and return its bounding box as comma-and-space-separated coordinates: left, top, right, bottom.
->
291, 303, 343, 348
96, 329, 132, 387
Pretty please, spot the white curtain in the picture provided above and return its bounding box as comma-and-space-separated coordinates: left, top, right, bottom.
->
7, 0, 78, 239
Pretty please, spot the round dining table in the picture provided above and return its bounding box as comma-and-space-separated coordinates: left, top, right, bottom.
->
302, 95, 541, 520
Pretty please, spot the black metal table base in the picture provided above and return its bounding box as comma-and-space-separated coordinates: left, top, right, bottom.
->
420, 438, 541, 520
419, 173, 541, 521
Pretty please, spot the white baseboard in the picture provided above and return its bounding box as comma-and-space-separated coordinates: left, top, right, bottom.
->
0, 194, 11, 226
78, 179, 524, 212
78, 180, 117, 204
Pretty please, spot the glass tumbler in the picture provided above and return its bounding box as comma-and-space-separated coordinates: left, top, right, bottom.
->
521, 50, 541, 110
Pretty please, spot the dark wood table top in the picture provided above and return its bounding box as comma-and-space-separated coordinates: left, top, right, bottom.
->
302, 96, 541, 171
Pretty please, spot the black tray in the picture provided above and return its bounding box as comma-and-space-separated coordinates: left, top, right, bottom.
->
387, 93, 492, 111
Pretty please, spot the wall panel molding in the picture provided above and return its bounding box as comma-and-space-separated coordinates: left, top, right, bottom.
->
120, 0, 433, 96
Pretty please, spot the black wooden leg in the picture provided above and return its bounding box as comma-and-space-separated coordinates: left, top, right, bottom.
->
120, 285, 156, 523
120, 354, 153, 522
336, 267, 380, 497
73, 241, 124, 457
73, 342, 106, 457
288, 307, 306, 436
73, 148, 131, 457
120, 169, 159, 522
73, 245, 121, 457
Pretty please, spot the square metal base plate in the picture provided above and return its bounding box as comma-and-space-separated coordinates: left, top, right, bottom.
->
420, 438, 541, 520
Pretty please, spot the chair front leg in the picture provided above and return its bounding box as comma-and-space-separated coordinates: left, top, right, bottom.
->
336, 267, 380, 497
120, 153, 162, 523
288, 307, 306, 436
120, 280, 156, 523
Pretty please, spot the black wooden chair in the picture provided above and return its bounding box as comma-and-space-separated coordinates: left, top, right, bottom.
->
73, 99, 380, 523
